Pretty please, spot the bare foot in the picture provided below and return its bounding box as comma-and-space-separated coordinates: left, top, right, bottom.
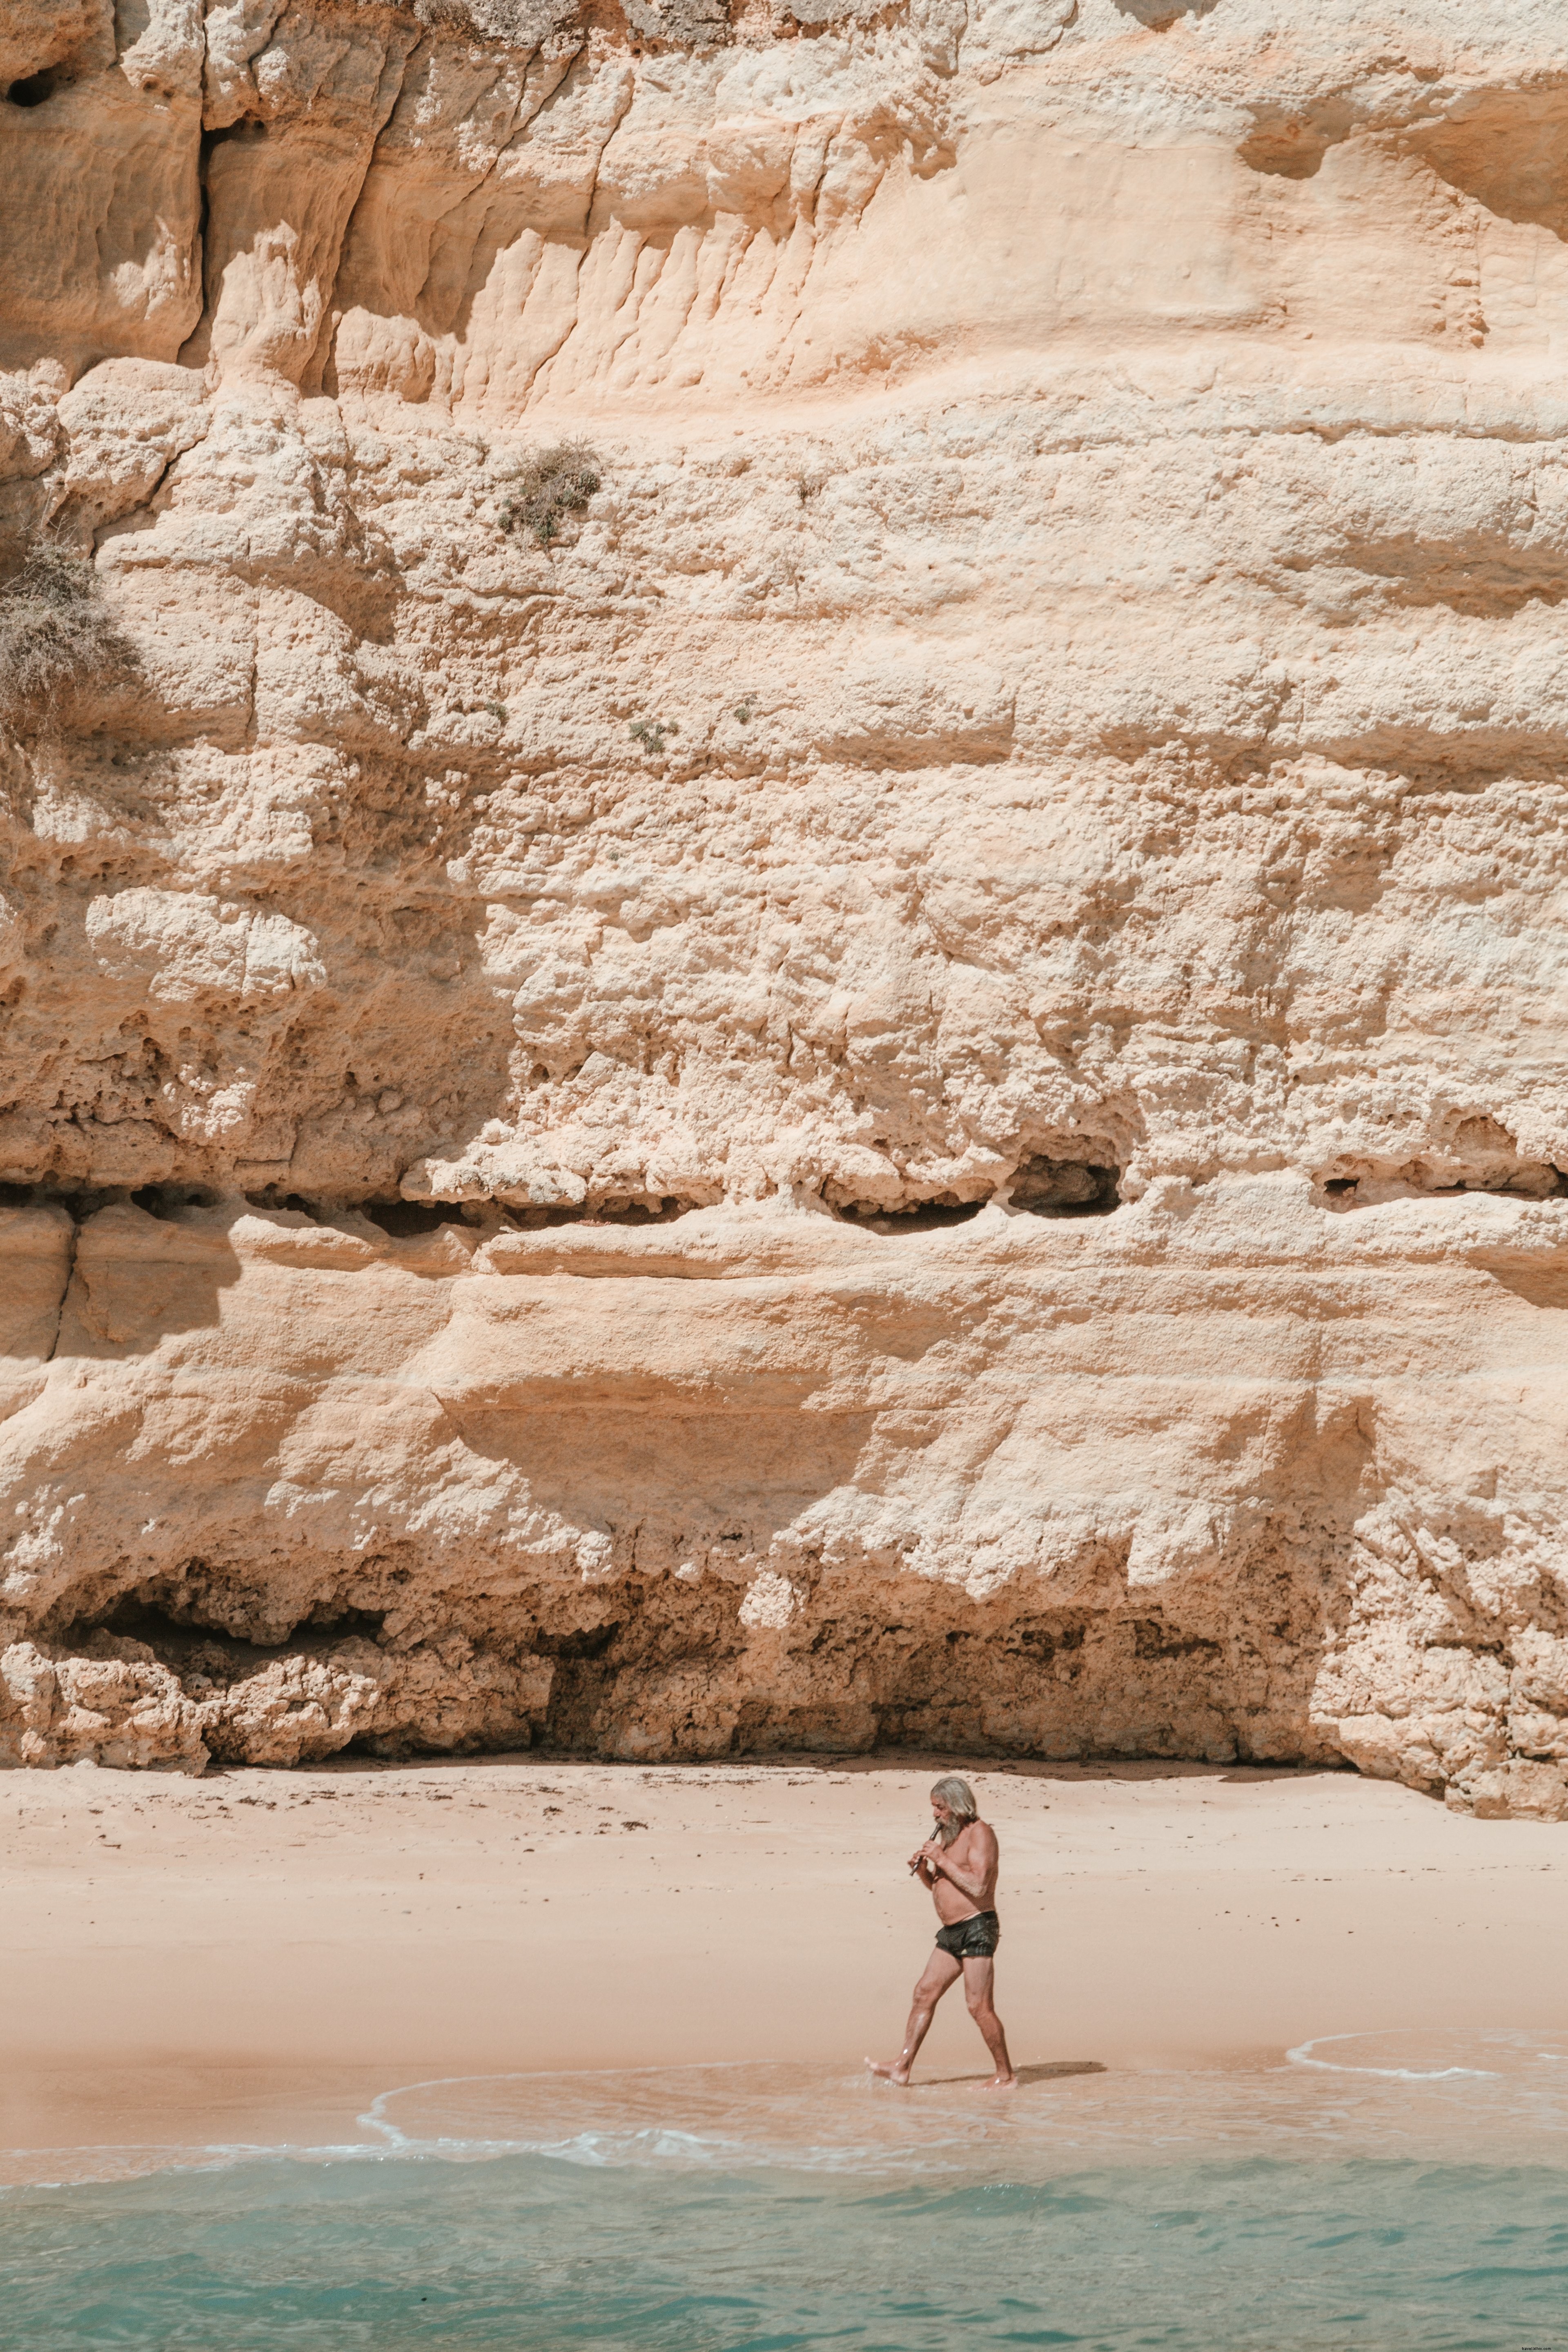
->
865, 2058, 913, 2085
981, 2071, 1019, 2091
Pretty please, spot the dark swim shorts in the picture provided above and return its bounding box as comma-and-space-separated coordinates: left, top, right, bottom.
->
935, 1910, 1000, 1960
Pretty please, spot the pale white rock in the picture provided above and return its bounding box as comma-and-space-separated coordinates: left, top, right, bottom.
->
962, 0, 1076, 72
55, 359, 208, 539
739, 1570, 802, 1629
84, 889, 325, 1003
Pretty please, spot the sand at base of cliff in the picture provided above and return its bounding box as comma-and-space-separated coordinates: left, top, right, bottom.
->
3, 1756, 1565, 2180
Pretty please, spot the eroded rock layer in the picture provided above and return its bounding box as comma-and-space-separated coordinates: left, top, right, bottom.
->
4, 0, 1568, 1809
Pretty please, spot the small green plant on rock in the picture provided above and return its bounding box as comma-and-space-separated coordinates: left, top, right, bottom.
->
499, 441, 602, 547
629, 718, 677, 755
0, 546, 136, 734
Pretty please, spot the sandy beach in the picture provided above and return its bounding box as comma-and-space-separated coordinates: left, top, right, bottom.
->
4, 1754, 1568, 2180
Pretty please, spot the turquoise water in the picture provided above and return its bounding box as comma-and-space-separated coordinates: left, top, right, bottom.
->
7, 2037, 1568, 2349
7, 2150, 1568, 2349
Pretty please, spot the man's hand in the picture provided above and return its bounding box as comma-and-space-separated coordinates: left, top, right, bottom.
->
919, 1820, 997, 1909
908, 1840, 947, 1886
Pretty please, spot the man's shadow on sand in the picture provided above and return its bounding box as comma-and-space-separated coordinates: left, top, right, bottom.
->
908, 2061, 1106, 2089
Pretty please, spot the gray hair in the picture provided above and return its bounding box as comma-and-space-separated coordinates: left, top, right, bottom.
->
930, 1774, 978, 1846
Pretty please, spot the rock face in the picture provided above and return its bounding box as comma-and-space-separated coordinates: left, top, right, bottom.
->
4, 0, 1568, 1811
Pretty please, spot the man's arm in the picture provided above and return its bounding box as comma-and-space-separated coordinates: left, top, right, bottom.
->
920, 1823, 997, 1907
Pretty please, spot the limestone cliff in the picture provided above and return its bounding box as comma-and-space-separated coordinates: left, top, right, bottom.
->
4, 0, 1568, 1813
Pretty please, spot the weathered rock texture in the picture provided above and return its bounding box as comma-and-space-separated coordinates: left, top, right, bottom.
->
4, 0, 1568, 1811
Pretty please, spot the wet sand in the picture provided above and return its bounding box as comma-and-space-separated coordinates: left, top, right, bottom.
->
4, 1755, 1567, 2178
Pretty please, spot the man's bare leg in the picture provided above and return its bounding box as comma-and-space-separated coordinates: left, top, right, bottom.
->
962, 1957, 1018, 2089
866, 1949, 962, 2085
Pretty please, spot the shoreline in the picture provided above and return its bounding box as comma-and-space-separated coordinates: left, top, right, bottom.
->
6, 1753, 1568, 2185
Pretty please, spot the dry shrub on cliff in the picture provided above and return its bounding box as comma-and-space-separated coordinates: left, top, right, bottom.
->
499, 443, 602, 547
0, 546, 135, 734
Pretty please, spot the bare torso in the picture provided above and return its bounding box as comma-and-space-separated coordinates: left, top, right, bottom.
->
923, 1819, 1000, 1923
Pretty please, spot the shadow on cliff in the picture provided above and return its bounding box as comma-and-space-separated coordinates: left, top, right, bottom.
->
53, 1196, 242, 1359
1408, 86, 1568, 244
1239, 75, 1568, 241
450, 1376, 1391, 1767
505, 1405, 884, 1749
1116, 0, 1219, 22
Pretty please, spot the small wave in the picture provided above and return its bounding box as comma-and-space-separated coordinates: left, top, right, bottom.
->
361, 2070, 765, 2166
16, 2036, 1568, 2196
359, 2067, 1008, 2178
0, 2138, 393, 2194
1287, 2033, 1498, 2081
359, 2062, 756, 2145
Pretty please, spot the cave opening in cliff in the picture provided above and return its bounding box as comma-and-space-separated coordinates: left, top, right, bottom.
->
130, 1184, 223, 1221
237, 1192, 706, 1234
1010, 1159, 1123, 1216
359, 1200, 471, 1237
0, 1179, 142, 1219
5, 71, 58, 109
841, 1198, 987, 1231
86, 1595, 390, 1661
500, 1196, 701, 1229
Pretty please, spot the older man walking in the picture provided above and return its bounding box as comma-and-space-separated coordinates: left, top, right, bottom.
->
866, 1773, 1018, 2090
